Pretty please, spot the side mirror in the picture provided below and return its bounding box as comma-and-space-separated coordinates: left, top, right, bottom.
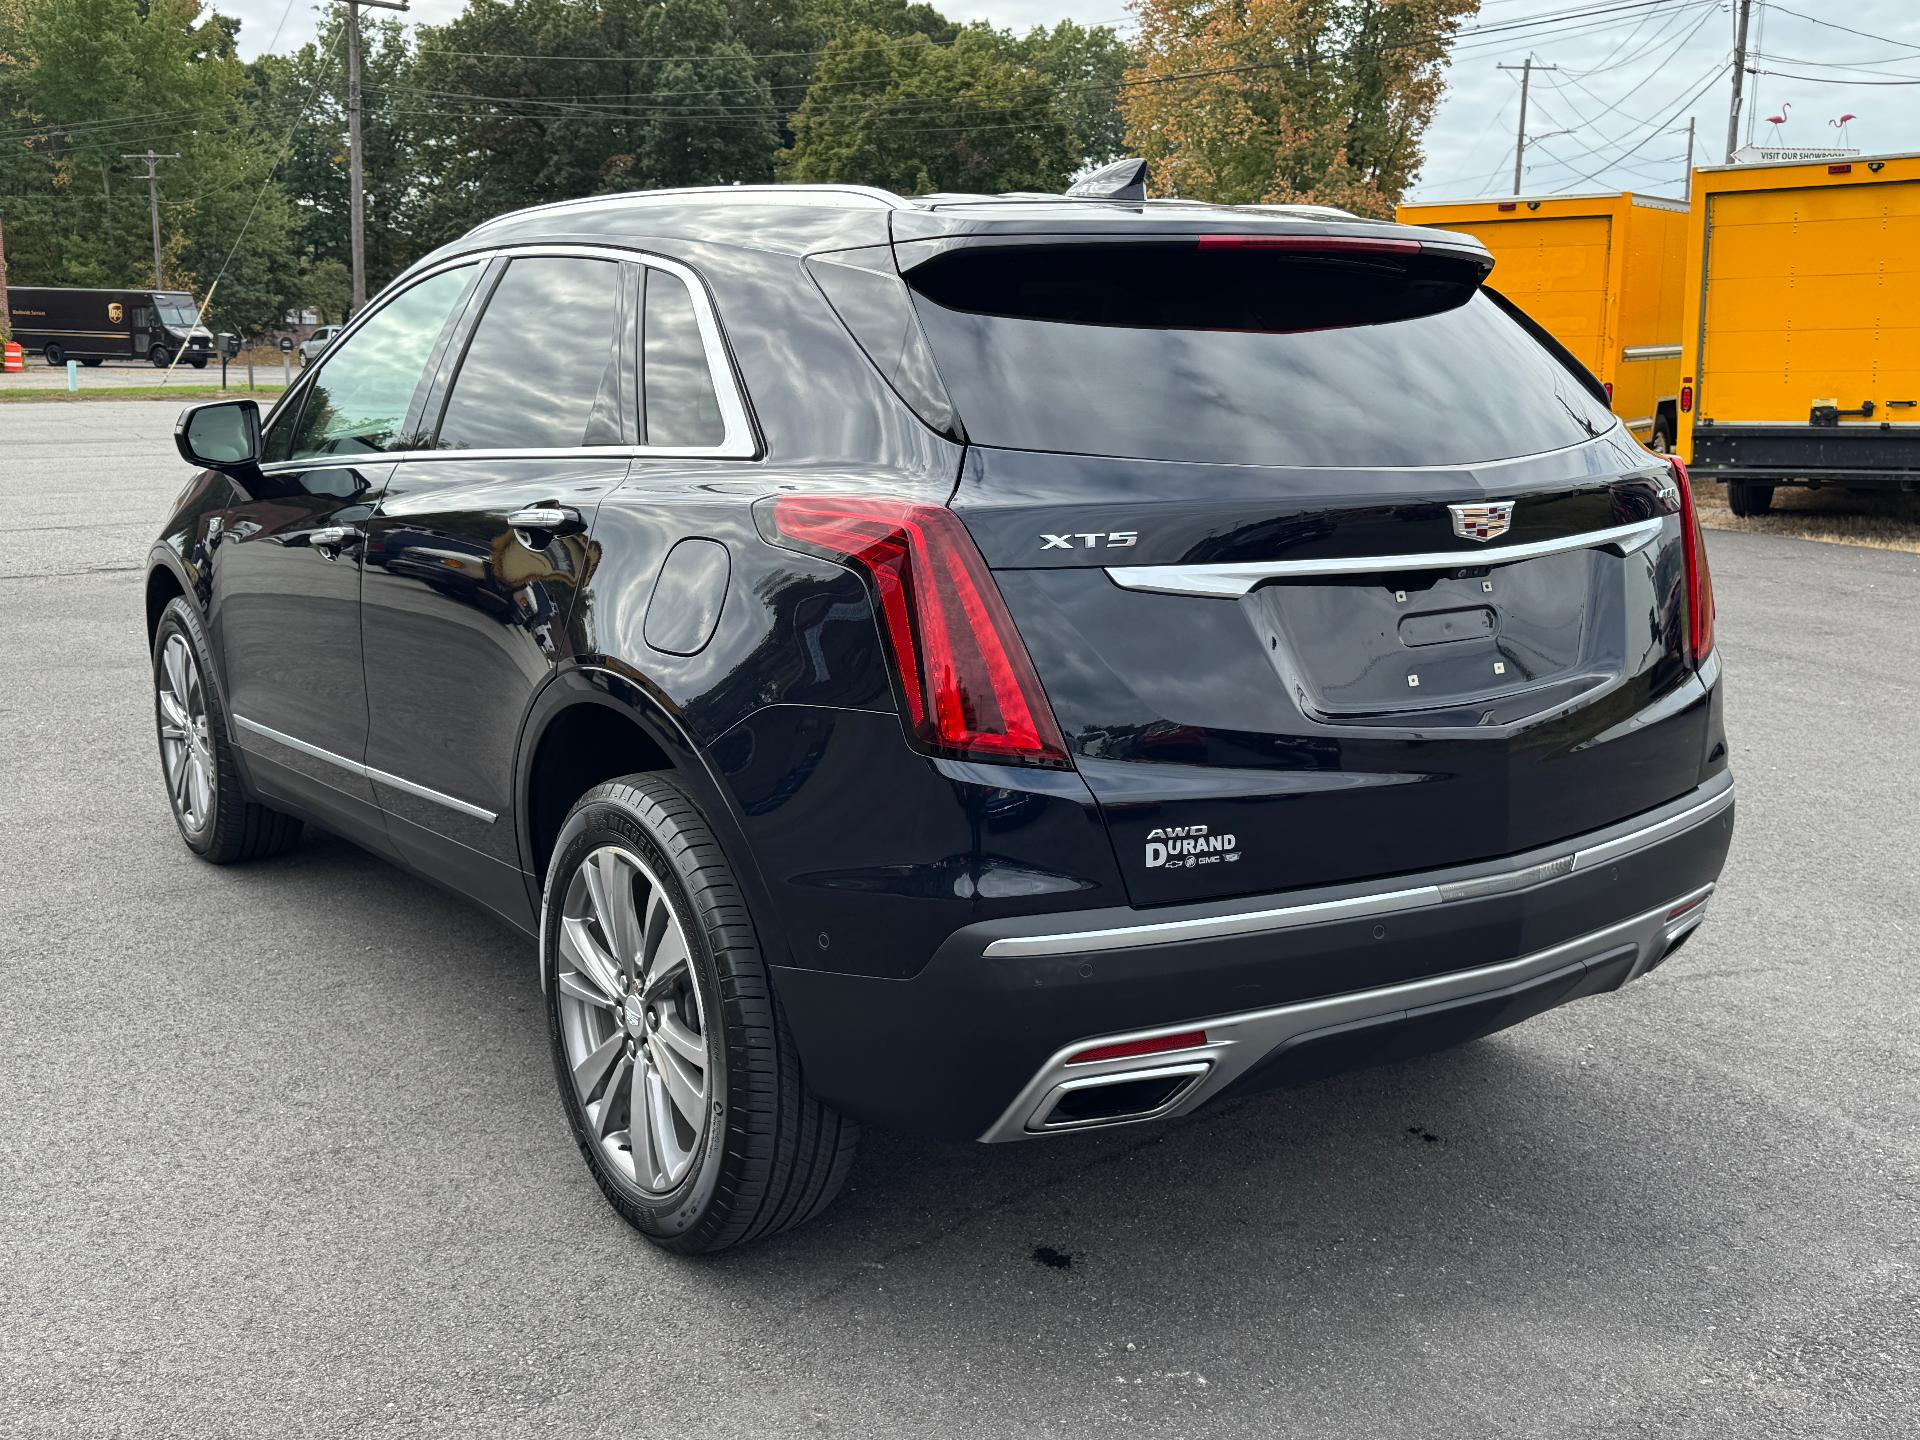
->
176, 399, 262, 473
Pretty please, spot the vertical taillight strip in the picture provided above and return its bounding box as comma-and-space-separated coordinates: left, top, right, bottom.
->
764, 496, 1071, 768
1668, 456, 1716, 664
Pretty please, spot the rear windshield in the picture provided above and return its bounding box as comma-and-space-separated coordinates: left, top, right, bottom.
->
903, 243, 1615, 467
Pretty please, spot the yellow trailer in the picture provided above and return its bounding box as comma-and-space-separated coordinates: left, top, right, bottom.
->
1679, 152, 1920, 514
1396, 191, 1688, 450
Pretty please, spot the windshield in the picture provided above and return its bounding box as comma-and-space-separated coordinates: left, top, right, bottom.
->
155, 297, 200, 327
904, 242, 1616, 468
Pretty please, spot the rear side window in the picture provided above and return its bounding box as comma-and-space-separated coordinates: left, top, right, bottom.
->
438, 256, 625, 450
272, 263, 476, 462
903, 242, 1617, 468
643, 269, 724, 448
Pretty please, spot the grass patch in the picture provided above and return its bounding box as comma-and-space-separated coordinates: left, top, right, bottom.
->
0, 384, 286, 403
1695, 480, 1920, 555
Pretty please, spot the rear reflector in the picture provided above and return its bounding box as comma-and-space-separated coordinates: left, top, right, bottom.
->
1668, 894, 1710, 920
1680, 383, 1694, 413
1603, 381, 1614, 402
767, 496, 1070, 768
1829, 163, 1853, 174
1668, 456, 1716, 664
1195, 234, 1421, 256
1068, 1030, 1209, 1066
1497, 202, 1518, 212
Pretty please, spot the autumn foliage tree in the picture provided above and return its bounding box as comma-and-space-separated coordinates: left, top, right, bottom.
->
1121, 0, 1478, 217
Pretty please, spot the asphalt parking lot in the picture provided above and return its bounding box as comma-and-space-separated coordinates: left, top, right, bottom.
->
3, 399, 1916, 1438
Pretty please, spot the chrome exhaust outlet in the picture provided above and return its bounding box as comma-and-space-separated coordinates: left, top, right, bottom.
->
1028, 1061, 1212, 1134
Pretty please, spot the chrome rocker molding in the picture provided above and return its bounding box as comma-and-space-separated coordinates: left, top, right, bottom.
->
231, 715, 498, 824
981, 883, 1716, 1143
983, 779, 1734, 960
1104, 516, 1665, 599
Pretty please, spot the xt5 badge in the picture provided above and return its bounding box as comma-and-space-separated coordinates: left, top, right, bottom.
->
1144, 824, 1241, 869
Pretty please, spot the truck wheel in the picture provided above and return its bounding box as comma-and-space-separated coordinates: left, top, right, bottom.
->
80, 357, 103, 367
44, 343, 64, 366
543, 775, 858, 1253
149, 344, 172, 368
188, 356, 209, 370
1727, 481, 1775, 517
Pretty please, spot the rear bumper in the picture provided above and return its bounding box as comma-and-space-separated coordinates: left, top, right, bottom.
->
1689, 423, 1920, 480
773, 773, 1735, 1141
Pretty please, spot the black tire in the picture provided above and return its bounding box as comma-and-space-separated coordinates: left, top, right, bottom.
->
543, 775, 858, 1254
188, 355, 208, 370
152, 596, 304, 864
44, 343, 64, 366
149, 344, 171, 368
80, 357, 103, 367
1727, 480, 1775, 517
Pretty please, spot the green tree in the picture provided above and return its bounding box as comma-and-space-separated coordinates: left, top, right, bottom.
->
1122, 0, 1478, 216
1005, 20, 1132, 171
777, 25, 1077, 195
0, 0, 303, 334
405, 0, 778, 247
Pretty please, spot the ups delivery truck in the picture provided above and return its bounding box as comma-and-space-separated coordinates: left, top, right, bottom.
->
1679, 151, 1920, 515
1396, 191, 1689, 452
3, 286, 213, 368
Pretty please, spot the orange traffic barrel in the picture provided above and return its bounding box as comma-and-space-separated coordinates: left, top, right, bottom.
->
1, 340, 23, 373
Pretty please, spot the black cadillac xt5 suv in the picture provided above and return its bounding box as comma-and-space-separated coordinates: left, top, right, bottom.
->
150, 177, 1734, 1253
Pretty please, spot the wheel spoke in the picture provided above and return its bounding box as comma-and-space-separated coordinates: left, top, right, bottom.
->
594, 1053, 633, 1142
170, 747, 192, 808
641, 926, 691, 1003
158, 691, 189, 732
640, 883, 672, 975
162, 639, 190, 704
652, 1028, 705, 1126
600, 851, 643, 977
654, 1011, 705, 1068
558, 917, 621, 1002
572, 1028, 626, 1103
630, 1059, 662, 1189
643, 1062, 686, 1181
188, 755, 212, 819
556, 968, 615, 1010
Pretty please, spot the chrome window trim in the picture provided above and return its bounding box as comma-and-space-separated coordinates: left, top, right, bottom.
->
232, 715, 498, 824
261, 242, 757, 471
979, 778, 1733, 958
1104, 515, 1664, 598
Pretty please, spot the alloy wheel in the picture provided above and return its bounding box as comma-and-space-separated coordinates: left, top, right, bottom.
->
556, 845, 711, 1197
156, 633, 216, 837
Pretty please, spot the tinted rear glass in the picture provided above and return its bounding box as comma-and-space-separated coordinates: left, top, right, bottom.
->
904, 243, 1616, 467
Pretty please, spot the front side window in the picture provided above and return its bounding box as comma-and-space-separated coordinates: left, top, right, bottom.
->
643, 268, 725, 448
276, 264, 477, 462
437, 256, 625, 451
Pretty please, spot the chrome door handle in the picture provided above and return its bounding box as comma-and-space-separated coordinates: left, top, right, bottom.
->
310, 525, 362, 558
508, 506, 586, 546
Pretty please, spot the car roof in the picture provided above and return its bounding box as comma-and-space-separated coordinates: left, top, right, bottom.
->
457, 183, 1475, 261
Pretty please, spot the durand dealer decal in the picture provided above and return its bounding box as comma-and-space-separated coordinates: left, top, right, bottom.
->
1144, 824, 1241, 870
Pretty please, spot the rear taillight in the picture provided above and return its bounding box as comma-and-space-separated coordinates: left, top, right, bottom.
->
1068, 1030, 1209, 1066
1603, 381, 1614, 403
1680, 380, 1694, 413
1668, 456, 1716, 664
767, 496, 1070, 768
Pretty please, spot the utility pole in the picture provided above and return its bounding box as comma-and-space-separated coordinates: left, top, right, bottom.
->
1682, 116, 1696, 196
1499, 56, 1558, 195
1726, 0, 1754, 162
336, 0, 408, 316
122, 149, 181, 290
0, 212, 11, 341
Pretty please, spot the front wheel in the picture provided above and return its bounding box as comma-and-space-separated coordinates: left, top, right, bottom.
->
152, 597, 304, 862
188, 355, 208, 369
149, 344, 171, 368
1727, 480, 1775, 517
544, 775, 857, 1253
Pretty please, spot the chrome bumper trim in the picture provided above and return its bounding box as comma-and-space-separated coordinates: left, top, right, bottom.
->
981, 780, 1733, 959
232, 714, 498, 824
981, 884, 1715, 1143
1104, 517, 1664, 598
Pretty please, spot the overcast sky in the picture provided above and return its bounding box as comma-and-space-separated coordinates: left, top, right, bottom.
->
219, 0, 1920, 201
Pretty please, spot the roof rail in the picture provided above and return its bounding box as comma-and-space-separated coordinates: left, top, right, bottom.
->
465, 183, 909, 235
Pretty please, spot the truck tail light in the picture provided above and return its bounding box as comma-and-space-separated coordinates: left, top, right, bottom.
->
766, 496, 1070, 768
1680, 383, 1693, 413
1669, 456, 1715, 664
1603, 381, 1614, 402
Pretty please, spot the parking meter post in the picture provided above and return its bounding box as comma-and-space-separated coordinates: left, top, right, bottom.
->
66, 358, 78, 392
246, 344, 255, 393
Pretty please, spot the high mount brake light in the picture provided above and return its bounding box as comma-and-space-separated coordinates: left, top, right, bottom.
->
1194, 234, 1422, 256
1668, 456, 1716, 665
769, 496, 1071, 768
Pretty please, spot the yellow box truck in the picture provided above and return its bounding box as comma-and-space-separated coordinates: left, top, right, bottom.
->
1678, 152, 1920, 515
1396, 191, 1688, 451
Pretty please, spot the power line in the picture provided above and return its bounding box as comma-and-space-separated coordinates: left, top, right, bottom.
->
1763, 5, 1920, 53
1748, 68, 1920, 85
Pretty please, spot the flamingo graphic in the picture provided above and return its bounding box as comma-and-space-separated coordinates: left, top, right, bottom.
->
1763, 101, 1791, 142
1830, 113, 1857, 143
